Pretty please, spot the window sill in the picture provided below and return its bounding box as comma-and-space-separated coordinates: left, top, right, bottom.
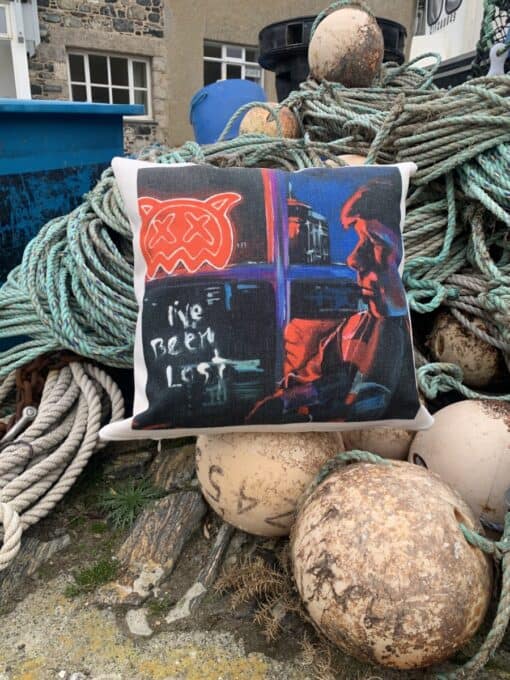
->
123, 116, 157, 124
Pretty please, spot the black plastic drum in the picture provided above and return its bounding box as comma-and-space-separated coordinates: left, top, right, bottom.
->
258, 15, 407, 101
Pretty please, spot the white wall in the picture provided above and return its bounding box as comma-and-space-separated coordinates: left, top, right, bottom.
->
411, 0, 484, 62
0, 41, 16, 97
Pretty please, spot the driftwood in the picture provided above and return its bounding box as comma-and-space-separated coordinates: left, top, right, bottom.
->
165, 522, 234, 624
96, 441, 206, 606
149, 442, 197, 490
103, 439, 158, 481
0, 534, 70, 601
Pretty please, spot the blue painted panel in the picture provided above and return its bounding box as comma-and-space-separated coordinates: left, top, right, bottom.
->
0, 162, 106, 280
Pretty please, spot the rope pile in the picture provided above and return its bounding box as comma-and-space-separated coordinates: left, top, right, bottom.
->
0, 54, 508, 402
0, 362, 124, 570
0, 0, 508, 570
0, 0, 507, 676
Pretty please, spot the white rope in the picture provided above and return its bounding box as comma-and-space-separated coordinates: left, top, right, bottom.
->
0, 502, 22, 567
0, 362, 124, 571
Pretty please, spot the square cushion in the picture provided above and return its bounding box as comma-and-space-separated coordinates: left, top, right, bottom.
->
100, 158, 432, 440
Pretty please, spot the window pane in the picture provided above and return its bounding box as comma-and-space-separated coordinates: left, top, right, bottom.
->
0, 7, 8, 35
133, 61, 147, 88
226, 64, 242, 79
134, 89, 148, 112
71, 84, 87, 101
245, 66, 261, 79
204, 60, 221, 84
415, 0, 426, 35
446, 0, 462, 11
89, 55, 108, 84
110, 57, 128, 86
91, 86, 109, 103
427, 0, 443, 25
69, 54, 85, 82
226, 46, 242, 59
245, 48, 258, 63
112, 87, 130, 104
204, 42, 221, 58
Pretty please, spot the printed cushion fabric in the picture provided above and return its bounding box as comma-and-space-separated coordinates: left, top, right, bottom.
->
100, 158, 433, 440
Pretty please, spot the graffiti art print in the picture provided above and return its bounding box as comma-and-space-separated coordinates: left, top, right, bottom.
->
114, 162, 429, 434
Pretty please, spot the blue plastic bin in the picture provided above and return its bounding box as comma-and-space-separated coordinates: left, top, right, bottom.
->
189, 79, 267, 144
0, 99, 143, 283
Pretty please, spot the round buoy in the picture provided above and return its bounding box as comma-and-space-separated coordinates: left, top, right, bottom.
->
291, 461, 492, 669
239, 103, 300, 138
336, 427, 413, 460
325, 154, 368, 168
338, 153, 368, 165
409, 400, 510, 528
196, 432, 342, 536
428, 311, 501, 388
308, 7, 384, 87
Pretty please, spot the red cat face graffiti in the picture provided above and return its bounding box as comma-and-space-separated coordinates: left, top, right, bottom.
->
139, 193, 242, 278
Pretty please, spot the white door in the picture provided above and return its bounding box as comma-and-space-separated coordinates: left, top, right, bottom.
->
0, 1, 32, 98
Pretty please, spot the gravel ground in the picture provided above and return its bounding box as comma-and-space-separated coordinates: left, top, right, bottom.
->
0, 576, 306, 680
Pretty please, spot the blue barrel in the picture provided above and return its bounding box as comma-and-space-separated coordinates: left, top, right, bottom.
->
190, 79, 267, 144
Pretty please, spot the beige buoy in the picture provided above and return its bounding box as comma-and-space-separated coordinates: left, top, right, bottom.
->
308, 7, 384, 87
291, 461, 492, 669
338, 153, 368, 165
428, 311, 501, 388
239, 103, 300, 138
335, 427, 413, 460
409, 400, 510, 528
196, 432, 343, 537
325, 154, 368, 168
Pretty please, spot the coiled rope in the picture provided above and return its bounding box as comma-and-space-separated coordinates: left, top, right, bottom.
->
0, 56, 508, 401
0, 362, 124, 570
0, 5, 507, 570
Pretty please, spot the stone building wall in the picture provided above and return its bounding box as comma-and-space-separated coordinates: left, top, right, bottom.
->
29, 0, 168, 152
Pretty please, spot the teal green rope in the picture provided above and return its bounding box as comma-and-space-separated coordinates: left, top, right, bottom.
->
0, 20, 508, 399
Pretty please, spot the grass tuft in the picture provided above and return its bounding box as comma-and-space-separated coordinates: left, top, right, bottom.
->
98, 478, 166, 530
64, 558, 119, 598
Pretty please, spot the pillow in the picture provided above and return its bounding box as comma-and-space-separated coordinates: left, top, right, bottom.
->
100, 158, 432, 440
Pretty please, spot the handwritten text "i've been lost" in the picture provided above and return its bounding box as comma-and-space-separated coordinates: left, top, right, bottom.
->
149, 300, 225, 389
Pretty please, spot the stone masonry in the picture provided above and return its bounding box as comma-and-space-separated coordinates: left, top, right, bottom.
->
29, 0, 168, 151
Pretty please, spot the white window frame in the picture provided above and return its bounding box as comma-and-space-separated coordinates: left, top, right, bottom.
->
0, 3, 12, 39
67, 51, 152, 120
203, 41, 264, 87
0, 1, 31, 98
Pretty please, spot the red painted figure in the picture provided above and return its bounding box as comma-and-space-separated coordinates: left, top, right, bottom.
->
247, 179, 415, 424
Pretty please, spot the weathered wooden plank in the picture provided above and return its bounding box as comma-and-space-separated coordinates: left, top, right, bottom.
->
165, 522, 234, 624
149, 442, 196, 491
0, 534, 70, 601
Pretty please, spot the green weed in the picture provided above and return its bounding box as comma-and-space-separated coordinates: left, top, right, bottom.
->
98, 478, 166, 530
65, 557, 119, 598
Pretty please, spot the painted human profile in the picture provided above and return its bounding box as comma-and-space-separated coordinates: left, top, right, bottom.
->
340, 177, 407, 318
247, 176, 412, 425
